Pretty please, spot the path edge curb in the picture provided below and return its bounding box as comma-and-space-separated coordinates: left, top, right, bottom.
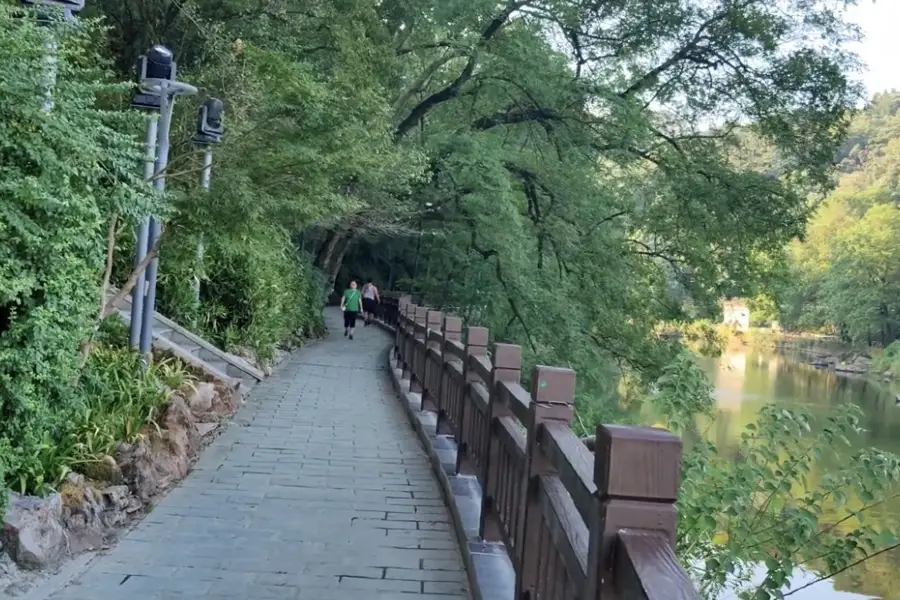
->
376, 321, 515, 600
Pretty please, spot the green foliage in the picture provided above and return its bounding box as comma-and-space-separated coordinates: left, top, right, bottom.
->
650, 365, 900, 599
0, 5, 163, 494
780, 92, 900, 344
156, 226, 325, 360
869, 340, 900, 376
76, 347, 191, 452
9, 344, 194, 496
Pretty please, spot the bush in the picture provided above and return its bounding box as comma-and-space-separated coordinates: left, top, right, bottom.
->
870, 340, 900, 375
155, 225, 325, 362
645, 354, 900, 600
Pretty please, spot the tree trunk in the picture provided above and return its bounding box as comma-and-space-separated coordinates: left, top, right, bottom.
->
315, 228, 353, 291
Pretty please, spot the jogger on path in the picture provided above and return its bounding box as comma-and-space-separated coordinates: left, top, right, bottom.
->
340, 280, 362, 339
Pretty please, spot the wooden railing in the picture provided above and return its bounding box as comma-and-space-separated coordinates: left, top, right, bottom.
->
378, 293, 699, 600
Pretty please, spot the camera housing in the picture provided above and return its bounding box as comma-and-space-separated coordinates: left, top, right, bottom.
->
196, 98, 224, 145
137, 45, 176, 85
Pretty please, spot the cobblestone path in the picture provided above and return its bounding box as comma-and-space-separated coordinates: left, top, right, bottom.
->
48, 309, 470, 600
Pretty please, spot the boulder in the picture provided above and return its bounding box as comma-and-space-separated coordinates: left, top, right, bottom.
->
100, 486, 132, 527
196, 422, 217, 437
80, 454, 123, 485
211, 382, 241, 415
162, 394, 200, 456
2, 493, 66, 570
115, 439, 159, 502
187, 383, 216, 414
117, 395, 200, 500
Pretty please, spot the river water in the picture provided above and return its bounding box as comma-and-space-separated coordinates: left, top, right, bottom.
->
700, 347, 900, 600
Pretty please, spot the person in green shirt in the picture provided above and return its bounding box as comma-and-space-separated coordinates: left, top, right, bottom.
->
340, 280, 362, 339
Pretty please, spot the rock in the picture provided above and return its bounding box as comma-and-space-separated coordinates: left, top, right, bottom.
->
187, 383, 216, 413
211, 382, 241, 415
4, 581, 29, 596
196, 422, 217, 437
64, 473, 84, 487
2, 493, 66, 570
163, 395, 200, 454
59, 478, 131, 552
100, 486, 131, 527
115, 440, 159, 503
80, 454, 123, 485
116, 395, 201, 501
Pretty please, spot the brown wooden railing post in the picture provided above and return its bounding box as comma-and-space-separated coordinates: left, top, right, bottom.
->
457, 326, 488, 475
479, 343, 522, 541
411, 306, 428, 394
587, 425, 683, 600
424, 310, 443, 406
436, 316, 462, 435
515, 366, 576, 599
395, 298, 409, 363
395, 294, 411, 328
401, 303, 416, 379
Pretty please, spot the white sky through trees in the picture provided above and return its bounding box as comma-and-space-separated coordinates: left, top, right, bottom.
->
846, 1, 900, 96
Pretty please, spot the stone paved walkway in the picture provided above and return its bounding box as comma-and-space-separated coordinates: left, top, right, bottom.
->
47, 310, 470, 600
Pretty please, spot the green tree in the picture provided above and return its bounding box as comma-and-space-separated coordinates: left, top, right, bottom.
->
779, 92, 900, 339
822, 204, 900, 345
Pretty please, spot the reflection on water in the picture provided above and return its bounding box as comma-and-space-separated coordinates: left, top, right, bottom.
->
699, 349, 900, 600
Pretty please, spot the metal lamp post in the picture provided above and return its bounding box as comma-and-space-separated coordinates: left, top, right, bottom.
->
128, 46, 198, 360
20, 0, 85, 111
127, 46, 168, 348
192, 98, 225, 306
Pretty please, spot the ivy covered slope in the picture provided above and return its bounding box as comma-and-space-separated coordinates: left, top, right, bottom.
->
0, 8, 168, 495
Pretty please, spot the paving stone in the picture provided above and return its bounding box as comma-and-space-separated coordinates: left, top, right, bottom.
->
46, 309, 469, 599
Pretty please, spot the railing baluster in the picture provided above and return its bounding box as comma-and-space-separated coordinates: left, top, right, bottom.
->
437, 316, 462, 436
480, 343, 521, 541
424, 310, 442, 408
401, 303, 416, 379
411, 306, 428, 395
458, 326, 488, 476
517, 366, 576, 598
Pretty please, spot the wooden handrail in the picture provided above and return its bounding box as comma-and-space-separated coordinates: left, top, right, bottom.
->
382, 294, 699, 600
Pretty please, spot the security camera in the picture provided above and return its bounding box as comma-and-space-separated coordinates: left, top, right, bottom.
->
196, 98, 224, 144
137, 45, 176, 85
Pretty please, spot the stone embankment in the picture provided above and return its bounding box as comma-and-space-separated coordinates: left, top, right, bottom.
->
0, 379, 242, 595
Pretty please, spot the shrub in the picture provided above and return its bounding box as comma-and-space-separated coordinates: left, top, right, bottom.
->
0, 7, 157, 495
156, 225, 325, 362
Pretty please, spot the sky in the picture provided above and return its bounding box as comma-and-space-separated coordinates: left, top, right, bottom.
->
845, 1, 900, 97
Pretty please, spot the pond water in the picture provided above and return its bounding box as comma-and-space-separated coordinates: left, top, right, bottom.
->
699, 347, 900, 600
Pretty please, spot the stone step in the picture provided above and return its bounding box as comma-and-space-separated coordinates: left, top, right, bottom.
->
111, 294, 265, 390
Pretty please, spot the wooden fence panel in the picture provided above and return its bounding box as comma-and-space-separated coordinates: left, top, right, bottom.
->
386, 297, 699, 600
